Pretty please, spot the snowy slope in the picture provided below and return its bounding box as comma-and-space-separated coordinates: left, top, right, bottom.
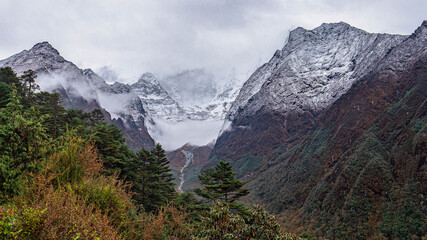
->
130, 73, 186, 121
227, 22, 407, 122
154, 69, 242, 121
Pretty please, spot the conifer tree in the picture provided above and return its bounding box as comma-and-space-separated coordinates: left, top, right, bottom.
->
134, 148, 161, 212
35, 91, 65, 138
0, 82, 12, 108
20, 69, 39, 105
0, 67, 21, 88
195, 160, 249, 210
0, 67, 20, 108
89, 122, 129, 172
89, 109, 104, 125
133, 144, 175, 212
151, 143, 175, 201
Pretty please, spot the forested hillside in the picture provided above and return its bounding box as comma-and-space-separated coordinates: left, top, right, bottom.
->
0, 67, 298, 239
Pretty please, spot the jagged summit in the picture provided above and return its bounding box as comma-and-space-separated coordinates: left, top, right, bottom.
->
82, 68, 96, 75
0, 41, 68, 75
31, 41, 59, 54
227, 22, 408, 121
318, 21, 351, 29
132, 73, 166, 92
25, 41, 63, 63
287, 22, 358, 44
139, 72, 156, 81
413, 20, 427, 36
133, 72, 162, 88
130, 73, 185, 121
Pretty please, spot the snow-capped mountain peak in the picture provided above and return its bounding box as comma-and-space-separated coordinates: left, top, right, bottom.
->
227, 22, 408, 122
0, 41, 69, 76
130, 73, 185, 121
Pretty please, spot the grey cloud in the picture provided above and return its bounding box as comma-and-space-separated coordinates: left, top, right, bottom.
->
97, 66, 119, 84
0, 0, 426, 85
165, 0, 282, 30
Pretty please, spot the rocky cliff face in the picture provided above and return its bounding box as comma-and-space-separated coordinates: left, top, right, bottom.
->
130, 73, 186, 121
213, 22, 407, 161
166, 143, 214, 192
0, 42, 155, 150
140, 69, 241, 121
228, 22, 407, 121
212, 21, 427, 238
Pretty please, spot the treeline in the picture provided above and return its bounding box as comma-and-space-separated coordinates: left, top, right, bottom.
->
0, 67, 298, 239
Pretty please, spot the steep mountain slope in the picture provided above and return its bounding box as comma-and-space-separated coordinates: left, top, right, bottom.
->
212, 21, 427, 238
0, 42, 155, 150
0, 42, 103, 112
166, 143, 214, 192
213, 22, 407, 161
131, 73, 186, 121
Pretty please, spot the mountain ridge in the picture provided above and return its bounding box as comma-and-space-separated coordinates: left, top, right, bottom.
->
213, 21, 408, 162
0, 42, 155, 150
207, 21, 426, 238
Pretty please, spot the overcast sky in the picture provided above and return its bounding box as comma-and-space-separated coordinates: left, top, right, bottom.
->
0, 0, 426, 84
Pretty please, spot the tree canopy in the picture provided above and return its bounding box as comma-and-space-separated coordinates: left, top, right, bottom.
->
0, 67, 295, 239
195, 160, 249, 212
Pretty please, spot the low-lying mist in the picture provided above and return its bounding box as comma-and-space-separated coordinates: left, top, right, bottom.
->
146, 117, 223, 151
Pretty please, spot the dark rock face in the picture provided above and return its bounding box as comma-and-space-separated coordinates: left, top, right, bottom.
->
211, 22, 427, 238
166, 143, 214, 192
211, 110, 316, 163
252, 54, 426, 239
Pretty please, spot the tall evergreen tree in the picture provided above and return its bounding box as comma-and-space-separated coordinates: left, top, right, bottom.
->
35, 92, 66, 138
0, 67, 20, 108
88, 122, 131, 173
134, 148, 160, 212
89, 109, 104, 125
133, 144, 175, 212
0, 82, 12, 108
195, 161, 249, 210
20, 69, 39, 105
0, 67, 21, 87
151, 143, 175, 201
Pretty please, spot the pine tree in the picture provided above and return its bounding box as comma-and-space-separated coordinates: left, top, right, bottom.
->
134, 148, 161, 212
20, 70, 39, 105
88, 122, 129, 172
133, 144, 176, 212
89, 109, 104, 125
0, 67, 20, 108
0, 67, 21, 87
35, 91, 66, 138
0, 82, 12, 108
151, 143, 175, 201
195, 160, 249, 210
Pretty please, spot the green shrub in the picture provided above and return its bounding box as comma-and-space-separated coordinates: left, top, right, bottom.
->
192, 202, 297, 240
0, 206, 46, 239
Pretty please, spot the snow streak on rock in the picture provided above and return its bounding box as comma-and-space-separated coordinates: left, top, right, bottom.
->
178, 150, 193, 193
227, 22, 408, 122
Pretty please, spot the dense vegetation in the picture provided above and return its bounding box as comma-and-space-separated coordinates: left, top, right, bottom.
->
0, 67, 297, 239
244, 59, 427, 239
